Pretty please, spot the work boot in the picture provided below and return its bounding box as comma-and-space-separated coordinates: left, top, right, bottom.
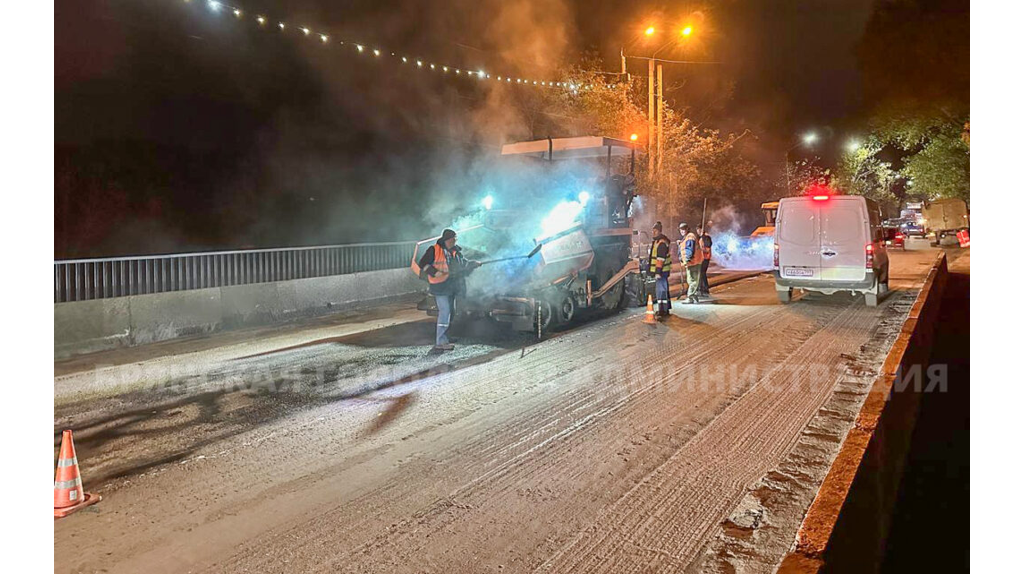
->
432, 343, 455, 352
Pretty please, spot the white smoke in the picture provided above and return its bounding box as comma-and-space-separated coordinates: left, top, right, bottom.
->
710, 232, 773, 270
705, 203, 773, 271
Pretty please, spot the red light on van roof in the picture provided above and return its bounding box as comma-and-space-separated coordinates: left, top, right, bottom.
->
811, 195, 830, 201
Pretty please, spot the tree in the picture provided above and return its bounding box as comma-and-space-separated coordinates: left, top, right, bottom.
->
855, 0, 969, 203
833, 138, 901, 213
782, 157, 832, 196
537, 63, 760, 216
898, 119, 970, 202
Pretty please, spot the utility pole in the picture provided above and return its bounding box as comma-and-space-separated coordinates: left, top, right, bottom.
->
657, 63, 664, 177
648, 58, 655, 176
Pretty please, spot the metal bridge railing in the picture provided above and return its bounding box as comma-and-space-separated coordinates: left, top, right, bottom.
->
54, 242, 417, 303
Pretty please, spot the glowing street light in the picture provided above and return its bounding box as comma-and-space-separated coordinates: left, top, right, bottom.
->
786, 131, 820, 194
482, 195, 494, 210
681, 25, 693, 37
846, 139, 861, 153
645, 26, 656, 36
630, 133, 639, 142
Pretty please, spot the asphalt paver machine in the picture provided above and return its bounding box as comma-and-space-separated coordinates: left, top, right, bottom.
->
410, 136, 643, 334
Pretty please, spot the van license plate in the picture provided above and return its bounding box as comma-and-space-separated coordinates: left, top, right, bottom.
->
785, 267, 813, 277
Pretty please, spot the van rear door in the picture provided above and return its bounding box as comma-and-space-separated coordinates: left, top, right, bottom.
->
778, 200, 820, 279
820, 199, 867, 281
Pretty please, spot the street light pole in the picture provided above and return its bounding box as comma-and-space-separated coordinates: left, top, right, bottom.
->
657, 63, 663, 177
648, 58, 655, 176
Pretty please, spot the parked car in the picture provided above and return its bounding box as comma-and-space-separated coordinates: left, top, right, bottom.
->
900, 220, 925, 237
774, 194, 890, 307
882, 226, 906, 250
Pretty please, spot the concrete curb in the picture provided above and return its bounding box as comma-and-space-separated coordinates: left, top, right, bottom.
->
668, 269, 766, 299
55, 268, 426, 359
777, 251, 949, 573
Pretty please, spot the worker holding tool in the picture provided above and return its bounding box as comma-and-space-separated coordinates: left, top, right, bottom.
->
417, 229, 480, 352
648, 222, 672, 318
697, 226, 713, 298
678, 223, 705, 304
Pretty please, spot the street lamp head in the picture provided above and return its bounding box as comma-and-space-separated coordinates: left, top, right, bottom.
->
803, 132, 818, 145
846, 139, 861, 153
630, 133, 639, 142
645, 26, 656, 36
681, 25, 693, 37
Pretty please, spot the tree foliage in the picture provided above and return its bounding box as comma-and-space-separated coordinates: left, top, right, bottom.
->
832, 138, 901, 213
536, 64, 760, 214
853, 0, 969, 204
899, 120, 970, 202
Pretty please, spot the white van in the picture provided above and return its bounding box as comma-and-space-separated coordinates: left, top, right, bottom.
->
774, 194, 890, 306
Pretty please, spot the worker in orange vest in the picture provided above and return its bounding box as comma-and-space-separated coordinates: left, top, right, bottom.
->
678, 223, 705, 304
697, 226, 713, 298
417, 229, 480, 351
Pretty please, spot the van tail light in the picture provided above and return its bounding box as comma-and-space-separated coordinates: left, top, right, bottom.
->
773, 242, 780, 270
865, 243, 874, 270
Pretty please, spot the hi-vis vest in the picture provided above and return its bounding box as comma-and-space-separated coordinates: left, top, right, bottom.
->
649, 237, 672, 274
427, 244, 450, 284
700, 235, 712, 261
685, 232, 705, 267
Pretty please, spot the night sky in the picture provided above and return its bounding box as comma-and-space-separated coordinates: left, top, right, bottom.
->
54, 0, 952, 257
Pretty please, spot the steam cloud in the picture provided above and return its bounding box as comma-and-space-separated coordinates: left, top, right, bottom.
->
705, 203, 773, 271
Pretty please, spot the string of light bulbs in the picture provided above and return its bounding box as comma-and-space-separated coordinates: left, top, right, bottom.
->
181, 0, 604, 92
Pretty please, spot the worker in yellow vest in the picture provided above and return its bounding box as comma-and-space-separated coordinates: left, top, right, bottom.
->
678, 222, 705, 304
648, 221, 672, 318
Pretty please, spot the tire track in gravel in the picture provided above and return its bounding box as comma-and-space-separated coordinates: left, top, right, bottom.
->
199, 306, 794, 568
534, 295, 892, 573
203, 305, 791, 572
59, 294, 785, 574
211, 291, 870, 572
56, 277, 905, 574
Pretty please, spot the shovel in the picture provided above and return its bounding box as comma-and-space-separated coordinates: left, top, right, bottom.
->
477, 243, 544, 266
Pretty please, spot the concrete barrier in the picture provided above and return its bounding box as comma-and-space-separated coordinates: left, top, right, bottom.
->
54, 268, 425, 359
54, 297, 132, 357
778, 251, 949, 573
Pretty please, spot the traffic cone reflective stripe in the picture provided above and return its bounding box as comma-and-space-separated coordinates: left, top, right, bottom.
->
54, 430, 100, 518
643, 295, 658, 325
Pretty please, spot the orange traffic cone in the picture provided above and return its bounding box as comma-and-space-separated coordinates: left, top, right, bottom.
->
54, 430, 100, 519
643, 295, 658, 325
